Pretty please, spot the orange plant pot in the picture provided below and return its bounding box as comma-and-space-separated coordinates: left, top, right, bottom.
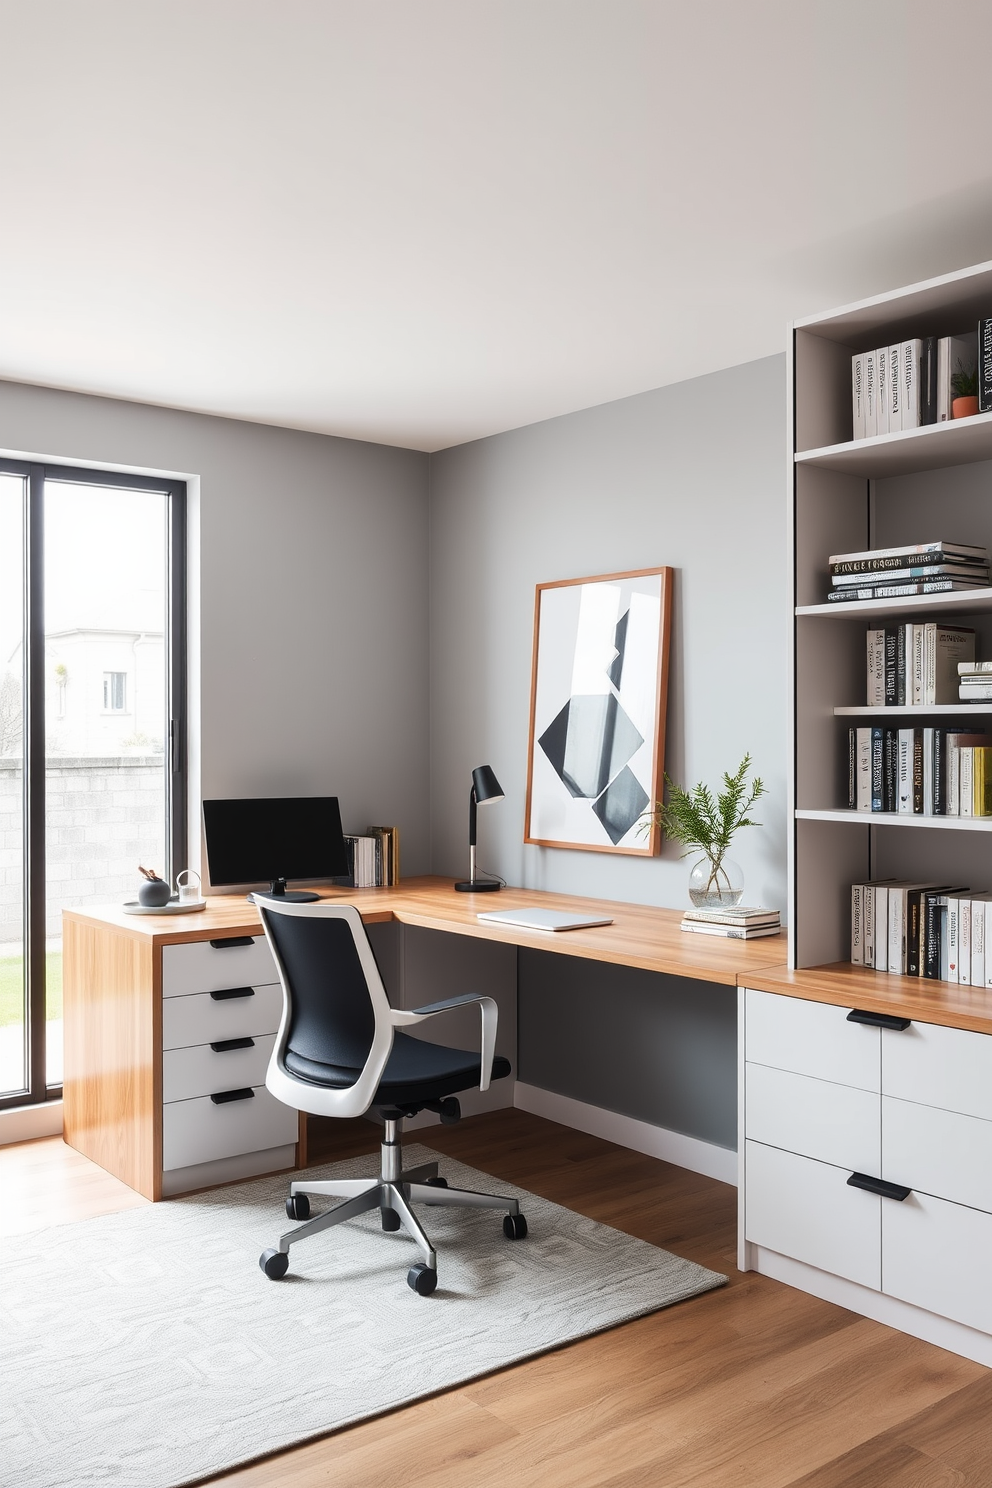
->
952, 395, 979, 418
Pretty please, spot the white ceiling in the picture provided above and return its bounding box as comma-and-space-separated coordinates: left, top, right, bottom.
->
4, 1, 992, 452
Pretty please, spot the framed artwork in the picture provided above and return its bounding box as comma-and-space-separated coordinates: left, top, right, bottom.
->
524, 566, 672, 855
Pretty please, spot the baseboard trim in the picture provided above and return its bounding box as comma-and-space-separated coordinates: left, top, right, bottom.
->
0, 1099, 64, 1147
513, 1082, 737, 1185
752, 1245, 992, 1368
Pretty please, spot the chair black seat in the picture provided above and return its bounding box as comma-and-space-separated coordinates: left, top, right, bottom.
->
284, 1029, 511, 1106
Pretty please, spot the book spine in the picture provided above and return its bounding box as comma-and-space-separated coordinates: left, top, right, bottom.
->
973, 899, 985, 988
864, 884, 875, 967
897, 729, 913, 813
959, 660, 992, 674
947, 898, 960, 980
959, 684, 992, 699
923, 727, 935, 815
887, 343, 901, 431
851, 884, 864, 964
888, 887, 903, 974
848, 726, 856, 809
933, 728, 946, 815
922, 336, 938, 424
948, 744, 960, 816
937, 336, 952, 421
961, 748, 975, 817
897, 623, 907, 706
976, 746, 992, 816
852, 352, 866, 439
875, 885, 889, 971
960, 899, 972, 985
912, 728, 924, 813
877, 345, 890, 436
884, 627, 898, 706
867, 627, 885, 706
912, 625, 924, 706
923, 622, 935, 705
986, 903, 992, 988
906, 890, 923, 976
980, 317, 992, 415
871, 726, 884, 811
923, 894, 943, 979
901, 338, 921, 429
884, 728, 898, 814
857, 727, 872, 810
864, 348, 877, 436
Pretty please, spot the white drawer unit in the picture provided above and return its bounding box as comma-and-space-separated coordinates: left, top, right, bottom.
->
745, 1062, 880, 1175
162, 1085, 299, 1171
744, 1140, 881, 1290
745, 988, 879, 1091
162, 1034, 277, 1104
742, 985, 992, 1366
162, 982, 284, 1051
162, 935, 279, 998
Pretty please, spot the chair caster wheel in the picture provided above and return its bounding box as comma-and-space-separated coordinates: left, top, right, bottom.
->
381, 1207, 401, 1231
259, 1248, 289, 1279
286, 1194, 310, 1220
503, 1213, 527, 1240
423, 1176, 448, 1204
408, 1263, 437, 1295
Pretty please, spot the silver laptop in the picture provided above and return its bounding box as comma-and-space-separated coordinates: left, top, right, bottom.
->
476, 906, 614, 932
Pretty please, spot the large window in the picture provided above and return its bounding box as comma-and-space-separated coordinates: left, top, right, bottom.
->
0, 462, 185, 1107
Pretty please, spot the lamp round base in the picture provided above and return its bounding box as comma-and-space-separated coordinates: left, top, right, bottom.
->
454, 879, 502, 892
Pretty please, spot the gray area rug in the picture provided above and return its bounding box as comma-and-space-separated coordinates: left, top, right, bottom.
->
2, 1144, 726, 1488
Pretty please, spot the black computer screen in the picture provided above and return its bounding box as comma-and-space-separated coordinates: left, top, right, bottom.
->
202, 797, 349, 888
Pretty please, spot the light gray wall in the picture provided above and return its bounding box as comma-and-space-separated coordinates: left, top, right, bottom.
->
0, 380, 431, 878
428, 354, 789, 911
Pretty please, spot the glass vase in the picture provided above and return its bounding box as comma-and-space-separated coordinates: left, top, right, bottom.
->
688, 855, 744, 908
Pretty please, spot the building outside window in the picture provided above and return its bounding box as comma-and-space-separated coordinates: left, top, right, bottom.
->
102, 670, 127, 713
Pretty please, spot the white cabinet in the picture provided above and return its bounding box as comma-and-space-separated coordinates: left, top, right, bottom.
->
743, 987, 992, 1358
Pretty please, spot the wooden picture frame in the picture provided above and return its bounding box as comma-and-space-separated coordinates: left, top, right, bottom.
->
524, 566, 672, 855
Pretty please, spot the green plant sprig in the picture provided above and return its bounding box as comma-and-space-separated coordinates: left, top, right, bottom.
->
951, 364, 979, 399
644, 754, 766, 866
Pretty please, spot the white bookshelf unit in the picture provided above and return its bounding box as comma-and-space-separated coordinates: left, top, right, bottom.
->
790, 260, 992, 973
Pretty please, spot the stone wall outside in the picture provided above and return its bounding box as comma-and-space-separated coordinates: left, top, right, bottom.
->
0, 755, 165, 942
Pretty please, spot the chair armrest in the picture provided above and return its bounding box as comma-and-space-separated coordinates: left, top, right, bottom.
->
391, 993, 498, 1092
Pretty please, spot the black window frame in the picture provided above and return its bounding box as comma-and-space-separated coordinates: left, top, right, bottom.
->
0, 457, 187, 1110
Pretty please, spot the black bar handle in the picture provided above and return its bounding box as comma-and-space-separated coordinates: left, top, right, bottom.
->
210, 1087, 255, 1104
210, 1036, 256, 1053
209, 986, 255, 1001
209, 936, 255, 949
847, 1008, 911, 1031
847, 1171, 912, 1201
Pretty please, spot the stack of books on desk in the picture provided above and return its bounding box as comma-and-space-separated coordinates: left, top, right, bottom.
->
342, 826, 400, 888
826, 541, 990, 604
680, 907, 781, 940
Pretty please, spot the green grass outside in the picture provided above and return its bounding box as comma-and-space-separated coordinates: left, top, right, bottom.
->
0, 953, 62, 1028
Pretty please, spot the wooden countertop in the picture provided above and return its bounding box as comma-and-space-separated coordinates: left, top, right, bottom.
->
63, 876, 787, 986
743, 961, 992, 1036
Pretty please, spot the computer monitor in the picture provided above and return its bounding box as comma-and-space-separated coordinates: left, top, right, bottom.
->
202, 796, 349, 903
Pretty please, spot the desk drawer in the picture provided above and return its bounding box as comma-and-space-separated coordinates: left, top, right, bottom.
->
162, 937, 277, 998
883, 1095, 992, 1214
162, 983, 283, 1051
163, 1035, 276, 1104
882, 1021, 992, 1122
745, 1140, 881, 1290
883, 1188, 992, 1334
745, 989, 880, 1091
162, 1086, 298, 1171
746, 1063, 880, 1175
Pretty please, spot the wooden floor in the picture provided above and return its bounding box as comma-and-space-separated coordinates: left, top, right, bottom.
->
4, 1111, 992, 1486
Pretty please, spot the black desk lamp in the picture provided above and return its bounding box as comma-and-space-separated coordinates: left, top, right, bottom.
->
455, 765, 504, 892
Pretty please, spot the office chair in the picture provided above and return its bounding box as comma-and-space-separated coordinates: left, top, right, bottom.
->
255, 899, 526, 1295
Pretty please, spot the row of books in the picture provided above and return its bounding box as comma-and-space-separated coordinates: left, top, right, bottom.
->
828, 539, 989, 605
850, 324, 991, 441
341, 826, 400, 888
679, 905, 781, 941
865, 621, 975, 705
852, 880, 992, 985
958, 661, 992, 702
847, 727, 992, 815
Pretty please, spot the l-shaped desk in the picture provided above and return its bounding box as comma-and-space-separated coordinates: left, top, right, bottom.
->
62, 876, 787, 1200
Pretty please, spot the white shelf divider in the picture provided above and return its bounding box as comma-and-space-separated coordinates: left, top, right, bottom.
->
833, 705, 992, 716
796, 411, 992, 479
796, 808, 992, 832
798, 588, 992, 620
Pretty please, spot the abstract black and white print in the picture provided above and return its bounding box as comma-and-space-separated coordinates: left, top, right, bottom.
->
526, 570, 669, 852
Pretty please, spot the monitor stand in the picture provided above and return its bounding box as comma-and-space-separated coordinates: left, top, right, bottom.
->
248, 878, 320, 904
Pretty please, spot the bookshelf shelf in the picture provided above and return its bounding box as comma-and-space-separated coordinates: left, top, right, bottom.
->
796, 411, 992, 478
796, 809, 992, 832
798, 589, 992, 620
833, 705, 992, 716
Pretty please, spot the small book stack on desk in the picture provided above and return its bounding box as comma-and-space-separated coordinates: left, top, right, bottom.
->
680, 907, 781, 940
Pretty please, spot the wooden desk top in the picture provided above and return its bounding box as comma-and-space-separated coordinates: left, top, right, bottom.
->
63, 876, 787, 986
743, 961, 992, 1036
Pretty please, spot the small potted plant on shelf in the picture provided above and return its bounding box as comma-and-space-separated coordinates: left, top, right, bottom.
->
644, 754, 767, 907
951, 363, 980, 420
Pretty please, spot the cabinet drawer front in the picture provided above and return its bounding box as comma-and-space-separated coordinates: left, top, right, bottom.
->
745, 989, 879, 1090
162, 937, 277, 998
882, 1021, 992, 1122
162, 983, 284, 1051
883, 1188, 992, 1334
883, 1095, 992, 1214
162, 1035, 277, 1104
745, 1140, 881, 1290
746, 1063, 880, 1174
162, 1086, 298, 1171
